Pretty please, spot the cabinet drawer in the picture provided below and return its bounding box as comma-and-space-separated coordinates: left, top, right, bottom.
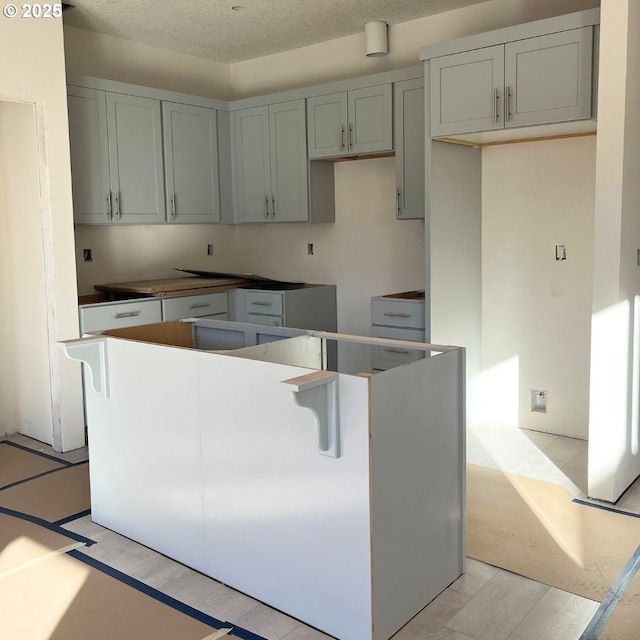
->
162, 292, 228, 321
247, 313, 283, 327
80, 299, 162, 333
371, 298, 425, 329
245, 291, 283, 316
371, 326, 426, 371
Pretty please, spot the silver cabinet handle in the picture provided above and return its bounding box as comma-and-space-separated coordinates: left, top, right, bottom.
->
505, 86, 512, 122
396, 189, 402, 216
494, 88, 499, 122
114, 311, 141, 319
114, 191, 121, 219
265, 195, 270, 218
348, 123, 353, 149
251, 301, 273, 306
340, 124, 345, 150
189, 302, 210, 309
106, 193, 113, 220
384, 348, 410, 355
383, 312, 411, 318
271, 195, 276, 218
171, 195, 176, 219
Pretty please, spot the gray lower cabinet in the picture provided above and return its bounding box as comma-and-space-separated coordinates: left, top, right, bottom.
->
79, 298, 163, 334
370, 292, 426, 371
430, 26, 594, 137
234, 285, 337, 332
307, 85, 393, 158
67, 86, 165, 224
394, 78, 425, 220
161, 292, 228, 321
162, 102, 220, 224
232, 100, 308, 223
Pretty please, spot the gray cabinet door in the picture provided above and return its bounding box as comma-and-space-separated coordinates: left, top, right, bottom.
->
67, 86, 112, 224
306, 92, 348, 158
106, 93, 165, 224
233, 106, 272, 222
505, 27, 593, 128
269, 100, 308, 222
430, 45, 505, 137
394, 78, 425, 220
163, 102, 220, 224
348, 84, 393, 155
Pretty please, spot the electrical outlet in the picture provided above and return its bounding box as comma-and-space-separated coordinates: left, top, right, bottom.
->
83, 248, 93, 262
555, 245, 567, 261
207, 244, 214, 256
307, 243, 314, 256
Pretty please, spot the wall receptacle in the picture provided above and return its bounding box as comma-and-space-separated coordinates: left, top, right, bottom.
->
83, 248, 93, 262
555, 245, 567, 261
207, 244, 214, 256
307, 243, 314, 256
531, 389, 547, 413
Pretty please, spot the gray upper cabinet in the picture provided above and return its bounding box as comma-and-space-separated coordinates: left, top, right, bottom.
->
394, 78, 425, 220
163, 102, 220, 224
105, 93, 165, 223
68, 86, 165, 224
67, 86, 113, 225
430, 27, 593, 137
307, 85, 393, 158
233, 99, 308, 223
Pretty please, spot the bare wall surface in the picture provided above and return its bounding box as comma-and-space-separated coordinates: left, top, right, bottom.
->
482, 137, 596, 439
1, 15, 84, 450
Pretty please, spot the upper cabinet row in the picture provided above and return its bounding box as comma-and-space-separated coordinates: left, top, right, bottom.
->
429, 26, 595, 138
68, 73, 425, 225
68, 87, 221, 225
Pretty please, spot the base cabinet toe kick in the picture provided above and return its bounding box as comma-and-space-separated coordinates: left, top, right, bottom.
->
61, 318, 465, 640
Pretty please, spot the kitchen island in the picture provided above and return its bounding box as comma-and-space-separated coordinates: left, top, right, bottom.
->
62, 318, 465, 640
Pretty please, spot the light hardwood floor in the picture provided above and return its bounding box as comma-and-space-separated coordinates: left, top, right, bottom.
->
8, 424, 637, 640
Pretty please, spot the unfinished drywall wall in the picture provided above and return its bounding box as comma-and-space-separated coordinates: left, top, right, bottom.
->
482, 137, 596, 439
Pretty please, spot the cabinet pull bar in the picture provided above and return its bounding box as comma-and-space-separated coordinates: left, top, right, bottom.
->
384, 348, 411, 355
251, 301, 273, 306
265, 195, 270, 218
272, 195, 276, 218
505, 86, 512, 122
494, 88, 499, 122
383, 312, 411, 318
171, 195, 176, 219
348, 123, 353, 149
340, 124, 345, 150
189, 303, 211, 309
113, 311, 141, 319
396, 189, 402, 216
114, 192, 121, 219
106, 193, 112, 219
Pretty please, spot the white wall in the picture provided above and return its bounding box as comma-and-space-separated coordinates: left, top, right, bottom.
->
64, 26, 232, 100
482, 137, 596, 439
588, 0, 640, 501
0, 16, 84, 449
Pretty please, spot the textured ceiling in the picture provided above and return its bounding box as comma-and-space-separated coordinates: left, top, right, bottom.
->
63, 0, 492, 63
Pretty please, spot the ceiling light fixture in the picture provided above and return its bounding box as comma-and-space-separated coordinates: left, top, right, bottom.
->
364, 21, 389, 57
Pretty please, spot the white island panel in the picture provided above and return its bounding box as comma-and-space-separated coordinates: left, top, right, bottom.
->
199, 349, 373, 640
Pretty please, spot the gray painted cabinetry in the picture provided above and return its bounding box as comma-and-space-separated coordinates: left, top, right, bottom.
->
162, 102, 220, 224
68, 86, 165, 224
430, 27, 594, 137
232, 100, 309, 223
394, 78, 425, 220
307, 85, 393, 158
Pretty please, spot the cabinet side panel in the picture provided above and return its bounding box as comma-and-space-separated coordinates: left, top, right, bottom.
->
370, 350, 465, 640
85, 339, 205, 570
200, 355, 372, 640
